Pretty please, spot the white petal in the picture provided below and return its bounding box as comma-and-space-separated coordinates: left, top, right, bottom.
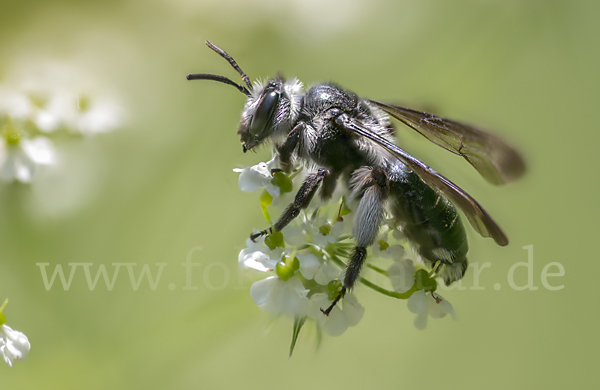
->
388, 259, 416, 293
282, 225, 306, 247
236, 169, 264, 192
392, 228, 406, 241
297, 252, 321, 280
341, 294, 364, 327
0, 88, 32, 119
386, 244, 405, 259
407, 290, 427, 314
307, 293, 330, 319
40, 92, 76, 130
21, 136, 55, 165
314, 262, 340, 285
265, 154, 279, 170
0, 325, 30, 365
34, 110, 61, 132
264, 183, 281, 198
1, 345, 14, 367
239, 249, 273, 272
313, 216, 328, 227
239, 244, 284, 272
250, 277, 309, 317
331, 221, 345, 236
250, 162, 272, 178
278, 277, 310, 317
0, 147, 35, 183
413, 309, 429, 330
235, 162, 272, 192
249, 277, 278, 306
321, 308, 348, 337
307, 293, 351, 336
428, 293, 457, 320
311, 232, 330, 248
76, 100, 123, 133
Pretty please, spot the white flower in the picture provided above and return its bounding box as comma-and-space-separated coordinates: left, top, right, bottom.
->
233, 156, 280, 198
299, 216, 346, 248
0, 137, 56, 183
250, 276, 309, 317
388, 258, 417, 293
381, 219, 406, 242
0, 324, 30, 367
407, 290, 457, 330
307, 293, 364, 336
296, 252, 340, 285
281, 224, 307, 247
372, 233, 405, 260
238, 237, 284, 272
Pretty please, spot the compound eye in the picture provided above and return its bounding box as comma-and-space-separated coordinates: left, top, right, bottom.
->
249, 90, 280, 137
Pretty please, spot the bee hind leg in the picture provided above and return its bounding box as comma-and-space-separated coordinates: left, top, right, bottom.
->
322, 166, 390, 315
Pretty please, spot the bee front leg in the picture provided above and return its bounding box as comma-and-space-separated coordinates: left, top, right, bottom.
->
250, 168, 330, 241
322, 166, 389, 315
277, 122, 305, 173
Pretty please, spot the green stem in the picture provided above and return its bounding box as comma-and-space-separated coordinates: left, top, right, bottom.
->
329, 254, 418, 300
359, 277, 418, 299
366, 264, 389, 276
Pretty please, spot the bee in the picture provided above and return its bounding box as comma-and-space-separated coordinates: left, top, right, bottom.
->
187, 41, 525, 314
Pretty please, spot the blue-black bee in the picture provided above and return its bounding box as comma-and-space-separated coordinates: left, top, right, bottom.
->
187, 41, 525, 314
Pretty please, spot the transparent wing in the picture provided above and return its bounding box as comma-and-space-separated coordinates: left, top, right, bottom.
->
335, 114, 509, 246
369, 100, 526, 185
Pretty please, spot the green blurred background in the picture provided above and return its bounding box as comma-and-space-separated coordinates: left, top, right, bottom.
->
0, 0, 598, 388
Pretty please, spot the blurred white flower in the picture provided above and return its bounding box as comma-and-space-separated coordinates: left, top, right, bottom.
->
0, 324, 30, 367
307, 293, 364, 337
0, 137, 56, 183
407, 290, 457, 330
69, 97, 123, 134
250, 276, 309, 317
0, 88, 33, 120
233, 156, 280, 198
29, 92, 123, 134
0, 59, 124, 135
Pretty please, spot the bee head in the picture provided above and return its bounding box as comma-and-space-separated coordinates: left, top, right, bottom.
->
187, 41, 302, 152
238, 77, 303, 152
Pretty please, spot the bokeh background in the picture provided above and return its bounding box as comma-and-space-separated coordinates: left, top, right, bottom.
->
0, 0, 598, 388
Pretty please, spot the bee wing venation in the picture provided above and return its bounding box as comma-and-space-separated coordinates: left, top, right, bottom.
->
368, 100, 526, 186
335, 114, 509, 246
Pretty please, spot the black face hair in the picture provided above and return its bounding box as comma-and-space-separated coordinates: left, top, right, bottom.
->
186, 40, 252, 96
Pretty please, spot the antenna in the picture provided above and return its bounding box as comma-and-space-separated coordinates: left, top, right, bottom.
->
186, 40, 252, 96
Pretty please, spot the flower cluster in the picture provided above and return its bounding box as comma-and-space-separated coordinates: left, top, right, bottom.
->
0, 60, 123, 183
235, 156, 457, 353
0, 300, 30, 367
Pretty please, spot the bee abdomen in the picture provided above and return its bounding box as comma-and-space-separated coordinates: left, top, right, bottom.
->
388, 162, 469, 285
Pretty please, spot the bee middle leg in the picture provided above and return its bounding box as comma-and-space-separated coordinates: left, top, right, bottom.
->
250, 168, 330, 241
322, 166, 389, 315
